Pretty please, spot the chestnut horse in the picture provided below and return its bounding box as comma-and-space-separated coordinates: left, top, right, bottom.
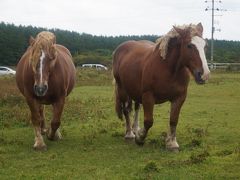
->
113, 23, 210, 151
16, 31, 76, 150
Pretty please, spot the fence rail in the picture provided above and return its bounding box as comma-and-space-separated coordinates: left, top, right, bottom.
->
208, 63, 240, 70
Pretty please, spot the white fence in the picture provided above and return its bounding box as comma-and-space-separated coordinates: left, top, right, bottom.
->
208, 63, 240, 70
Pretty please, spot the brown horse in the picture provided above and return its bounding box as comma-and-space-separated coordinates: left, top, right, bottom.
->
113, 23, 210, 151
16, 31, 76, 150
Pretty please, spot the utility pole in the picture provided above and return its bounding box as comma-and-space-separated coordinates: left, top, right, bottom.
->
205, 0, 226, 69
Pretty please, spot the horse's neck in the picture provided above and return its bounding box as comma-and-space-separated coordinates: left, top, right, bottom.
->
165, 45, 189, 81
166, 45, 180, 70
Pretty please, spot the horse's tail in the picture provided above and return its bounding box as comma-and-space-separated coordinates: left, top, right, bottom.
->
114, 81, 123, 120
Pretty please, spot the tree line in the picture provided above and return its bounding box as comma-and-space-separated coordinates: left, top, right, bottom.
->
0, 22, 239, 66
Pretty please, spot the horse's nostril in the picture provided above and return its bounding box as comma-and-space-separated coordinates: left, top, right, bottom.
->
197, 71, 202, 78
195, 71, 202, 79
43, 84, 48, 91
34, 85, 38, 92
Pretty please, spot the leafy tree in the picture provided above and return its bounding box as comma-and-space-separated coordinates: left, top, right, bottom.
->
0, 22, 239, 66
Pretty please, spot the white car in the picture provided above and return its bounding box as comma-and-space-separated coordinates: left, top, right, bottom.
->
82, 64, 108, 70
0, 66, 16, 75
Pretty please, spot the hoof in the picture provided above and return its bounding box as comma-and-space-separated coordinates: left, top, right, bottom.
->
125, 131, 135, 139
135, 133, 145, 146
33, 143, 47, 151
135, 128, 146, 146
165, 136, 179, 152
132, 127, 141, 135
47, 129, 62, 141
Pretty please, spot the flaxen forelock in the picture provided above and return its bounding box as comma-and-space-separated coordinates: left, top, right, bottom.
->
30, 31, 56, 70
156, 24, 200, 59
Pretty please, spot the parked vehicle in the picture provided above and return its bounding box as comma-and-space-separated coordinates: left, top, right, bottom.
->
0, 66, 16, 75
82, 64, 108, 70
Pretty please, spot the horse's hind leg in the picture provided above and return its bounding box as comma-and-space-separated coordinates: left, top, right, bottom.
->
115, 84, 135, 139
132, 102, 140, 134
47, 97, 65, 141
123, 99, 135, 139
26, 98, 47, 151
39, 105, 47, 135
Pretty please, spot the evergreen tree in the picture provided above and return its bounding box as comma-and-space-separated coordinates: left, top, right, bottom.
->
0, 22, 239, 66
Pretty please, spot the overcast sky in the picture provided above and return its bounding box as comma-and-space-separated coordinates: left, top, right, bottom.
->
0, 0, 239, 40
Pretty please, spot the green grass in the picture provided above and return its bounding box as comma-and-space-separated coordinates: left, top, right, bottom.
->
0, 70, 240, 179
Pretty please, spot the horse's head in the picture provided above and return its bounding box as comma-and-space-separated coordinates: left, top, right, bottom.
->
29, 31, 57, 96
174, 23, 210, 84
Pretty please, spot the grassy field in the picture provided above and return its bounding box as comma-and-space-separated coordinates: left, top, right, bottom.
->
0, 69, 240, 179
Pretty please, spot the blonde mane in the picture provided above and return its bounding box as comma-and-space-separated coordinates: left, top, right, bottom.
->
156, 24, 201, 59
30, 31, 56, 70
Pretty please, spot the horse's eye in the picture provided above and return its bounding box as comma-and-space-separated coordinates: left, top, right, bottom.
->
187, 44, 193, 49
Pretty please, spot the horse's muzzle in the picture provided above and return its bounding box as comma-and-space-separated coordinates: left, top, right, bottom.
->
194, 71, 205, 85
34, 84, 48, 96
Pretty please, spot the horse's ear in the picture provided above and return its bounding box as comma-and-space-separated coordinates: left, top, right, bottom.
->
29, 36, 35, 46
196, 22, 203, 36
174, 26, 191, 41
173, 26, 185, 37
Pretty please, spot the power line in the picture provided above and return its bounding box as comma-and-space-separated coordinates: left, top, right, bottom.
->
205, 0, 227, 69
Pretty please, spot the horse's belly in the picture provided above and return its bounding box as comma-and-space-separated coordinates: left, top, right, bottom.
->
121, 76, 142, 102
128, 90, 142, 103
153, 86, 186, 104
154, 93, 172, 104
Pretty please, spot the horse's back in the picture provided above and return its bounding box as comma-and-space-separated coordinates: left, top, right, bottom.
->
113, 40, 154, 63
113, 40, 154, 76
55, 44, 76, 96
56, 44, 72, 58
16, 47, 32, 96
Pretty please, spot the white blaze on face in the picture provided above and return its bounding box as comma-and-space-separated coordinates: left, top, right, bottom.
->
39, 50, 45, 83
191, 36, 210, 80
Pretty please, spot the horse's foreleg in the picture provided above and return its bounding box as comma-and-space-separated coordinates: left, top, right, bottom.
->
132, 102, 140, 134
135, 92, 154, 145
26, 98, 47, 151
39, 105, 47, 135
166, 96, 186, 151
47, 97, 65, 141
